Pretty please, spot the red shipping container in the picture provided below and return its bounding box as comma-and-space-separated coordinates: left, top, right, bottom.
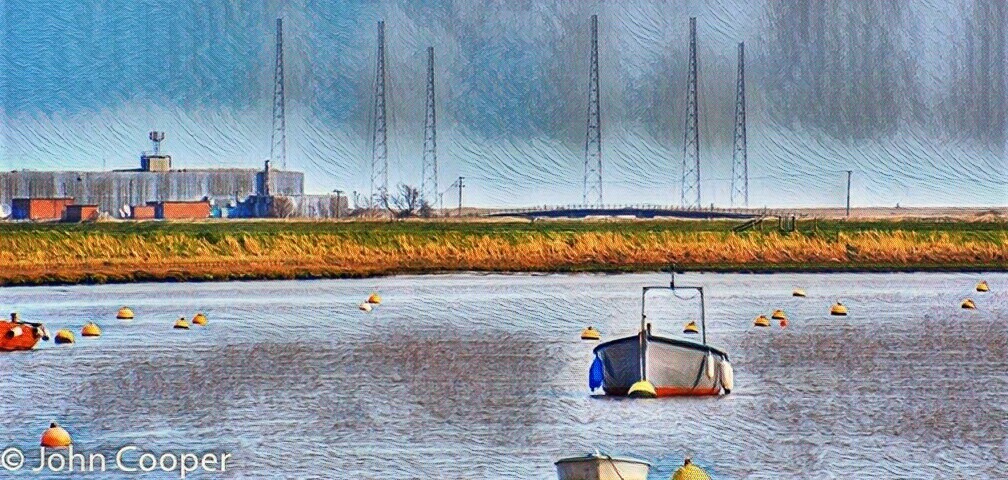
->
130, 205, 156, 220
64, 204, 99, 222
11, 198, 74, 221
153, 201, 211, 219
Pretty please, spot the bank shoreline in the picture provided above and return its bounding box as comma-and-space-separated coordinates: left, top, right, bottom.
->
1, 264, 1005, 288
0, 219, 1004, 287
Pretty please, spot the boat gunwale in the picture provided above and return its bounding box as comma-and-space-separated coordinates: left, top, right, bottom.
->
554, 454, 651, 467
592, 334, 729, 360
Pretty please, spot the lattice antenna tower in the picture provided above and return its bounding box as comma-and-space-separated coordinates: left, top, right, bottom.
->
270, 18, 287, 170
370, 20, 389, 208
583, 14, 603, 206
421, 47, 438, 207
731, 42, 748, 207
681, 17, 701, 208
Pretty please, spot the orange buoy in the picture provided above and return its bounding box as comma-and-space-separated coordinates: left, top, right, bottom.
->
81, 322, 101, 337
754, 315, 770, 327
54, 329, 75, 345
682, 321, 699, 334
976, 281, 989, 292
779, 317, 788, 328
192, 313, 207, 326
830, 302, 848, 316
40, 422, 72, 448
116, 306, 134, 320
961, 298, 976, 310
771, 309, 787, 321
792, 288, 807, 297
173, 317, 190, 329
367, 292, 382, 305
580, 326, 600, 340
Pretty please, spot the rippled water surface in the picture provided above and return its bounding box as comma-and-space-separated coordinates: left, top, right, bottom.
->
1, 273, 1006, 478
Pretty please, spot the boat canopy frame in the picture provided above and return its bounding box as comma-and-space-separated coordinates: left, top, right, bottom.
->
638, 270, 706, 382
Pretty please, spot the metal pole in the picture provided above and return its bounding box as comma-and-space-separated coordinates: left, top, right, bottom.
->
640, 287, 648, 381
846, 170, 852, 217
457, 176, 464, 216
700, 287, 706, 346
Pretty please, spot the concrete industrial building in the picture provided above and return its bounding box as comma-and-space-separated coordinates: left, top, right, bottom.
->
1, 133, 347, 220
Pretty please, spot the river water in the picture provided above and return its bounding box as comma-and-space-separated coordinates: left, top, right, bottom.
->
0, 273, 1005, 479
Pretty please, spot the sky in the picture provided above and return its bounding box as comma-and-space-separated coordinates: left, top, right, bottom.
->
1, 0, 1005, 207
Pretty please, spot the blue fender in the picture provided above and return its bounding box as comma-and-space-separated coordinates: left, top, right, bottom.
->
589, 355, 604, 390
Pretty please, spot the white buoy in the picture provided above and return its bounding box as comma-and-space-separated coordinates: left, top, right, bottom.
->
358, 302, 373, 312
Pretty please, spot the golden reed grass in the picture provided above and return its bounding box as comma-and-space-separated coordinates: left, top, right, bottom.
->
0, 224, 1004, 285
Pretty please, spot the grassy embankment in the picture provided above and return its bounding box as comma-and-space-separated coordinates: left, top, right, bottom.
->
0, 218, 1004, 285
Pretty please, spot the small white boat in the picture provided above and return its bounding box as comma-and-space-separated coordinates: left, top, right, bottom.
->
589, 272, 733, 397
555, 451, 650, 480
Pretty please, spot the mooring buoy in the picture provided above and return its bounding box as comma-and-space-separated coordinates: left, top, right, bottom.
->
41, 422, 71, 448
80, 322, 101, 337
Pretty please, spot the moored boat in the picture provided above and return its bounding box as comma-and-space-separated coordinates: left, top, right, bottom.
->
555, 451, 650, 480
0, 313, 50, 351
589, 272, 733, 397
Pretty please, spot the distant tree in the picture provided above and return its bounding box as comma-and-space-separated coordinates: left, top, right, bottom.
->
387, 184, 421, 218
268, 196, 296, 218
418, 201, 434, 218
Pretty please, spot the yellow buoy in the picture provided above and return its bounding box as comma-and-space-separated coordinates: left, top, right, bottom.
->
358, 302, 373, 312
771, 309, 787, 320
961, 298, 976, 310
682, 321, 699, 334
367, 292, 382, 305
671, 458, 711, 480
116, 306, 134, 320
753, 315, 770, 327
627, 379, 657, 398
54, 329, 75, 345
830, 302, 848, 316
792, 288, 806, 297
580, 326, 600, 340
80, 322, 101, 337
976, 281, 989, 292
173, 317, 190, 329
40, 422, 72, 448
192, 313, 207, 326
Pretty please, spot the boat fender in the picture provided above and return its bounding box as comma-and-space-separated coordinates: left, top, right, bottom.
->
588, 355, 604, 391
705, 353, 715, 379
720, 361, 734, 394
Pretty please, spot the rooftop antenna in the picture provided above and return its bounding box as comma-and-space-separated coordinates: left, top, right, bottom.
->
149, 131, 165, 155
583, 14, 603, 207
270, 18, 287, 170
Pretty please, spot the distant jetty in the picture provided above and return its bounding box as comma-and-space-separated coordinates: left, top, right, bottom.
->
0, 217, 1003, 286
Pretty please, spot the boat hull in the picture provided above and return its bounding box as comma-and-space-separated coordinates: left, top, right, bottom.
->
593, 335, 728, 397
0, 321, 47, 351
555, 455, 649, 480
